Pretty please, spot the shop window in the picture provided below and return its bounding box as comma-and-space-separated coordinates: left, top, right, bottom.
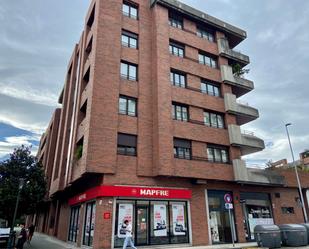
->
68, 206, 80, 243
83, 202, 96, 246
281, 207, 294, 214
114, 200, 189, 247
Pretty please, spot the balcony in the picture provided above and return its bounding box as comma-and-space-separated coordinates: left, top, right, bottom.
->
224, 93, 259, 125
233, 159, 285, 186
221, 65, 254, 97
218, 38, 250, 66
228, 124, 265, 155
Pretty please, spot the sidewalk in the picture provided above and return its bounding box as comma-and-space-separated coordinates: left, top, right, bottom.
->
22, 233, 309, 249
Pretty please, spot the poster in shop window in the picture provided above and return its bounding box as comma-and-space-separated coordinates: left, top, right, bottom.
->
172, 204, 187, 235
117, 203, 133, 238
153, 204, 167, 237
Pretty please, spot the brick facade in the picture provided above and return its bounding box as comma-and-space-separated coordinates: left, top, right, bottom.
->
29, 0, 309, 249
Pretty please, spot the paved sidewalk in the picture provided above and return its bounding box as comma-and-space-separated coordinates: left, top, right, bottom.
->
21, 232, 309, 249
23, 232, 78, 249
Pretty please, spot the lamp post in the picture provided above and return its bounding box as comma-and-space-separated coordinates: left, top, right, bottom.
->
285, 123, 308, 223
7, 178, 24, 249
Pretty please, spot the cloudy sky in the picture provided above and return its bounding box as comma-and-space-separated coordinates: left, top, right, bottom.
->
0, 0, 308, 166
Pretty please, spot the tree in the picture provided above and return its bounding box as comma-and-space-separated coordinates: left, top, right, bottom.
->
0, 145, 47, 227
232, 63, 250, 77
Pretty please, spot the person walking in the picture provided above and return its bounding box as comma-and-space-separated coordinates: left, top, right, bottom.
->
15, 223, 27, 249
27, 224, 35, 243
122, 220, 137, 249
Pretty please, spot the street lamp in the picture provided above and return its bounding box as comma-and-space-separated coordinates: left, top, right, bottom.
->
8, 178, 24, 249
285, 123, 308, 223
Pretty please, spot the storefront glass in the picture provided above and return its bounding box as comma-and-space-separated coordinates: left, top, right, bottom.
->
240, 192, 273, 241
68, 205, 80, 243
83, 202, 96, 246
208, 190, 236, 244
114, 200, 189, 247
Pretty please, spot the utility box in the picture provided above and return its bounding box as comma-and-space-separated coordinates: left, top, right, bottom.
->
254, 224, 281, 248
301, 223, 309, 244
279, 224, 307, 247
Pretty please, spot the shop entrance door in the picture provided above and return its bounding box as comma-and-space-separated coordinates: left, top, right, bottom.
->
136, 205, 149, 245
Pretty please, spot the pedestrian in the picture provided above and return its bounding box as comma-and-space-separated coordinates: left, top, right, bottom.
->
122, 220, 137, 249
27, 223, 35, 243
15, 223, 27, 249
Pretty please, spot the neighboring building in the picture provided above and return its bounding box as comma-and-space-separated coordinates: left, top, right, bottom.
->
27, 1, 309, 248
271, 150, 309, 169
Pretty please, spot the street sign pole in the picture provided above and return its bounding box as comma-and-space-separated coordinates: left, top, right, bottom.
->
228, 207, 235, 247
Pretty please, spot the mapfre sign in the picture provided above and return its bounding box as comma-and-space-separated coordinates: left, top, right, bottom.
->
69, 185, 191, 205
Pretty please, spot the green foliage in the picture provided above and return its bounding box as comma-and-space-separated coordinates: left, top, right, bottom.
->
0, 145, 47, 226
75, 144, 83, 160
232, 63, 250, 77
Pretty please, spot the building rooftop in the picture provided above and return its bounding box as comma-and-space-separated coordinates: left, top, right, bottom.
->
150, 0, 247, 48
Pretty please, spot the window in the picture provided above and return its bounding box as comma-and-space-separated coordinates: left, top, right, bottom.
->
197, 27, 215, 42
170, 70, 186, 88
174, 138, 191, 160
117, 133, 137, 156
169, 41, 184, 57
83, 202, 96, 246
119, 95, 137, 116
120, 61, 138, 81
198, 53, 217, 68
122, 30, 138, 49
122, 1, 138, 19
172, 103, 188, 122
169, 12, 183, 29
281, 207, 294, 214
207, 145, 229, 163
68, 206, 80, 243
204, 111, 224, 129
201, 80, 220, 97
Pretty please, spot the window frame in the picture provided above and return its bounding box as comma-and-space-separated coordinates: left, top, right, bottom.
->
174, 138, 192, 160
121, 30, 138, 49
168, 12, 183, 29
201, 80, 221, 97
119, 95, 137, 117
120, 61, 138, 81
172, 103, 189, 122
196, 26, 215, 42
207, 145, 229, 164
170, 69, 186, 88
169, 41, 185, 57
203, 111, 225, 129
198, 53, 218, 69
122, 1, 138, 20
117, 133, 137, 156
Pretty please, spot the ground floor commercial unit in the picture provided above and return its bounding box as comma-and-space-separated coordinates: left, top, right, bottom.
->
28, 179, 307, 249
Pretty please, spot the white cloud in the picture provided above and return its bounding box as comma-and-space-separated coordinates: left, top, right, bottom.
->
0, 83, 59, 107
0, 135, 39, 158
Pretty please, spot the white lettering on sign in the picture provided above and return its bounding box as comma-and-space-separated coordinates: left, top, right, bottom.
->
78, 193, 86, 201
140, 189, 169, 197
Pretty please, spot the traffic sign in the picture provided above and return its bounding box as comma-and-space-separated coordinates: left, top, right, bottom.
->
225, 203, 233, 209
224, 193, 232, 203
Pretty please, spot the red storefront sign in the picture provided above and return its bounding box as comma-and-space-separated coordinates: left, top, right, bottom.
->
69, 185, 192, 206
103, 212, 111, 219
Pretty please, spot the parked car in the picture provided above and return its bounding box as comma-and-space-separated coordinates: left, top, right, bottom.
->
0, 228, 10, 248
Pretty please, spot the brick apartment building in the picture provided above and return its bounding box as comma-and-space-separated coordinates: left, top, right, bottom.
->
28, 0, 309, 248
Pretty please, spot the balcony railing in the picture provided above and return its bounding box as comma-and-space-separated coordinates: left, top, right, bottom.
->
218, 38, 250, 65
